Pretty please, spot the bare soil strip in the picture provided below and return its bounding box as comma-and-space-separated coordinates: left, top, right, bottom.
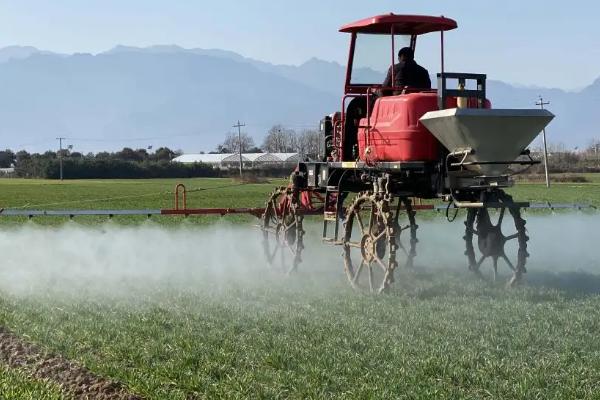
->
0, 326, 143, 400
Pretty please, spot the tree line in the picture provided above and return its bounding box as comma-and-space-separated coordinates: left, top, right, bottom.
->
527, 139, 600, 173
0, 147, 179, 168
0, 124, 320, 179
217, 125, 321, 159
0, 147, 222, 179
0, 123, 321, 179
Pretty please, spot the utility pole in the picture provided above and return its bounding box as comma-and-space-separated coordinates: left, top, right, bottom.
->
233, 120, 246, 179
536, 96, 550, 188
56, 137, 66, 181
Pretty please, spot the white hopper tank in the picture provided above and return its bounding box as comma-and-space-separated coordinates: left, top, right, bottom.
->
420, 108, 554, 176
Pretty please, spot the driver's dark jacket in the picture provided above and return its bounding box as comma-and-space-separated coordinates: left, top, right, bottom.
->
382, 60, 431, 91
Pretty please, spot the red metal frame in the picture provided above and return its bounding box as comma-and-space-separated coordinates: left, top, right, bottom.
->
441, 30, 445, 77
300, 190, 326, 211
160, 184, 326, 218
343, 15, 453, 95
339, 14, 456, 163
339, 93, 363, 161
340, 14, 457, 34
175, 184, 187, 210
161, 208, 266, 217
410, 34, 417, 51
391, 25, 396, 91
344, 33, 357, 90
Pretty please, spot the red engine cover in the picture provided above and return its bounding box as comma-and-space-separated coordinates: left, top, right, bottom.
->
358, 92, 440, 162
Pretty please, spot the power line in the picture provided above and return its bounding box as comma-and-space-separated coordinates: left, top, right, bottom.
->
11, 122, 317, 146
233, 120, 246, 179
11, 139, 56, 149
56, 137, 67, 181
67, 132, 208, 143
63, 123, 319, 144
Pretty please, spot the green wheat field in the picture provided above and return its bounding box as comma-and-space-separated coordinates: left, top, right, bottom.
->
0, 176, 599, 399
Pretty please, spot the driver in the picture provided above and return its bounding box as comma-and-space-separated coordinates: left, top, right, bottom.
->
382, 47, 431, 94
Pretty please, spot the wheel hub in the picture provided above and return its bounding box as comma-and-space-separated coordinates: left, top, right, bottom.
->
285, 227, 296, 246
360, 234, 376, 263
275, 223, 285, 243
275, 222, 296, 246
478, 225, 505, 258
360, 230, 386, 263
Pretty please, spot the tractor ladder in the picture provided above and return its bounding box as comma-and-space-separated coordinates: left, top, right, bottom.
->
322, 186, 344, 244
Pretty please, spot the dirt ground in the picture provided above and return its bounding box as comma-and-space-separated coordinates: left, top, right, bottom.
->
0, 326, 141, 400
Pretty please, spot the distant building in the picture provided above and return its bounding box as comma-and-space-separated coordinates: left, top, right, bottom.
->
173, 153, 237, 166
172, 153, 300, 169
269, 153, 301, 163
0, 167, 15, 177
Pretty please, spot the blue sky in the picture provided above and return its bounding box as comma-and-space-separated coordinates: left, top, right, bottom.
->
0, 0, 597, 90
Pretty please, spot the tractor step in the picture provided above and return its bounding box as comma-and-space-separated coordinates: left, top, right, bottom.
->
324, 211, 337, 221
322, 186, 344, 242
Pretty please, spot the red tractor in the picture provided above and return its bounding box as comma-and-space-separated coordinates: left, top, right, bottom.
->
261, 14, 554, 292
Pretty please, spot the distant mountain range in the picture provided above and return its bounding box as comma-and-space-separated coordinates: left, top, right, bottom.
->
0, 45, 597, 153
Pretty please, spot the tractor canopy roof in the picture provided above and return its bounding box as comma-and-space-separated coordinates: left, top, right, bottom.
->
340, 14, 457, 35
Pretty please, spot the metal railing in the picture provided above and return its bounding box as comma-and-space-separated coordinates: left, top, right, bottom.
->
437, 72, 487, 109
